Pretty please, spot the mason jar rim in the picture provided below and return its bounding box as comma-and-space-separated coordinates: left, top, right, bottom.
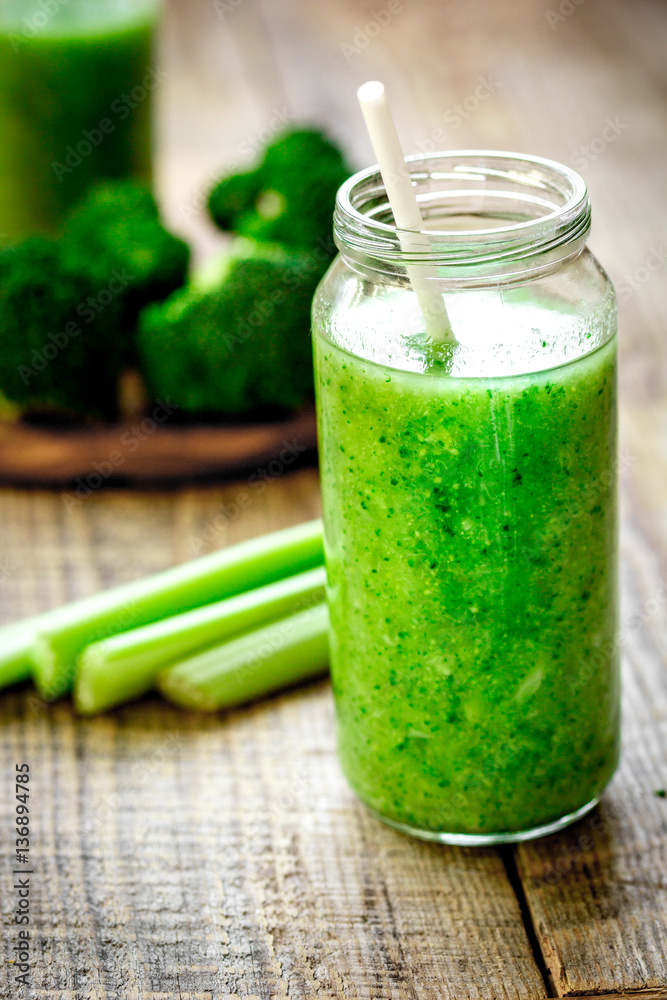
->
334, 150, 591, 279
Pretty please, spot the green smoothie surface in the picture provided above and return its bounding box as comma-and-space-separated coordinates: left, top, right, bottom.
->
314, 269, 619, 837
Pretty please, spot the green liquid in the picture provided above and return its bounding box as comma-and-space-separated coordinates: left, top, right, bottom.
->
314, 330, 619, 837
0, 1, 156, 237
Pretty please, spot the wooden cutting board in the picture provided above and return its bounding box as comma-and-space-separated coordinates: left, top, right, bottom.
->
0, 406, 318, 485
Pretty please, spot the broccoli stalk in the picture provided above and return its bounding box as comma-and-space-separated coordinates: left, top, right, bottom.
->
207, 128, 351, 258
138, 239, 322, 416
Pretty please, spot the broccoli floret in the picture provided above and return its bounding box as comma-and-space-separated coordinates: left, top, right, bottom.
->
205, 172, 261, 232
0, 182, 191, 420
207, 129, 351, 259
63, 180, 190, 348
0, 238, 126, 419
138, 240, 321, 416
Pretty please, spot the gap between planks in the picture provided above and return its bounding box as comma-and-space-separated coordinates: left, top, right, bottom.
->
501, 846, 557, 997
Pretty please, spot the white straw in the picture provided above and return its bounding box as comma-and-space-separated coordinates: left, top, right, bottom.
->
357, 80, 454, 344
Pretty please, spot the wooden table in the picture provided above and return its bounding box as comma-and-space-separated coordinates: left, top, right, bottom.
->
1, 0, 666, 996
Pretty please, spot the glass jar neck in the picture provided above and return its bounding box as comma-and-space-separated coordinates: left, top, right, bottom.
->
334, 151, 591, 286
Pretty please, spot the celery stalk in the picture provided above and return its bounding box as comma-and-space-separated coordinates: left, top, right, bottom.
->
75, 566, 326, 715
159, 602, 329, 711
32, 518, 323, 700
0, 622, 41, 689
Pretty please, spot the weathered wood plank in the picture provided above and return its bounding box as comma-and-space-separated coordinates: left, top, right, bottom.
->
514, 447, 667, 997
251, 0, 667, 989
568, 993, 667, 1000
0, 699, 549, 999
488, 0, 667, 990
0, 470, 548, 999
0, 0, 666, 995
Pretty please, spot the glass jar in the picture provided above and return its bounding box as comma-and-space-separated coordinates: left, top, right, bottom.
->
0, 0, 159, 238
313, 151, 619, 845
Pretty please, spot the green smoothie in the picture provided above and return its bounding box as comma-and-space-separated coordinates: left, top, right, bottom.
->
0, 0, 157, 238
314, 307, 619, 838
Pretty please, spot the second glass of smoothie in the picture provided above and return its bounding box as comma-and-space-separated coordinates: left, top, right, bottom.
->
0, 0, 159, 238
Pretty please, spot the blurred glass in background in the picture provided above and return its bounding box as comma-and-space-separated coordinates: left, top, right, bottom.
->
0, 0, 159, 238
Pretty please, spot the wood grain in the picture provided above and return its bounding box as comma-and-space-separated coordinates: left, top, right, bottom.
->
0, 0, 666, 995
0, 693, 549, 1000
504, 0, 667, 990
0, 474, 546, 1000
0, 408, 316, 485
514, 474, 667, 996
